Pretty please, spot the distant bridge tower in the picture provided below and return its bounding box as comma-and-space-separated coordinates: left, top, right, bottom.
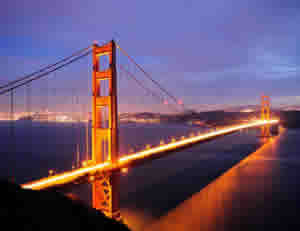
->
91, 40, 120, 220
261, 95, 271, 137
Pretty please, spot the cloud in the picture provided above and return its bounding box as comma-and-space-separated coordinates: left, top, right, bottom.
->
1, 0, 300, 111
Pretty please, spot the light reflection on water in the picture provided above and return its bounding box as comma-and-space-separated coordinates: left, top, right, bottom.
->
118, 127, 266, 230
142, 128, 300, 231
121, 208, 155, 231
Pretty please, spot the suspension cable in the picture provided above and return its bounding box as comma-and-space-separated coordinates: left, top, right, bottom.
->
116, 42, 185, 110
0, 50, 92, 96
119, 65, 179, 113
0, 46, 92, 90
120, 64, 164, 102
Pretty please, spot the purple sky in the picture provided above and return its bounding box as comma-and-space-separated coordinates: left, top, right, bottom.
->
1, 0, 300, 112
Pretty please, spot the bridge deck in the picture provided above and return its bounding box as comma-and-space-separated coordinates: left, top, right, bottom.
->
22, 120, 278, 190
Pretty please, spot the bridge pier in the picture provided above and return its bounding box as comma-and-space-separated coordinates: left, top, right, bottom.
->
92, 171, 121, 219
92, 40, 120, 220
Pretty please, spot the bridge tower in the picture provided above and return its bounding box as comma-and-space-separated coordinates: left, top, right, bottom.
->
261, 95, 271, 137
91, 40, 120, 220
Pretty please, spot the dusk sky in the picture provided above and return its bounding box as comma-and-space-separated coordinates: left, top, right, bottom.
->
1, 0, 300, 112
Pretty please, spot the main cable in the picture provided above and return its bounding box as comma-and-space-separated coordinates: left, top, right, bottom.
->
0, 50, 92, 96
119, 65, 179, 113
119, 64, 164, 102
0, 46, 92, 90
116, 42, 185, 110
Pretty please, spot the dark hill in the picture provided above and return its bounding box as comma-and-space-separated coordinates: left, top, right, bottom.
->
0, 180, 130, 231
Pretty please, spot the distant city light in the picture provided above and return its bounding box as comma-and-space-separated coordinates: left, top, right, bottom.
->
121, 168, 128, 174
241, 109, 254, 113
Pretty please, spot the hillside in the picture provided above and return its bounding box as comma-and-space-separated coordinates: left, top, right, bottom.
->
0, 180, 130, 231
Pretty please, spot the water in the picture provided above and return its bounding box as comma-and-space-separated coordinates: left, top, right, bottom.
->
0, 121, 203, 182
1, 121, 299, 230
141, 128, 300, 231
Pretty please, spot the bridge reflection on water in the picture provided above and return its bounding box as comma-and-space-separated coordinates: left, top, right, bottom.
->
119, 127, 300, 230
147, 135, 280, 231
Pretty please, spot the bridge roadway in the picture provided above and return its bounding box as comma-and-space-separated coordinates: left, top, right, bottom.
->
22, 120, 278, 191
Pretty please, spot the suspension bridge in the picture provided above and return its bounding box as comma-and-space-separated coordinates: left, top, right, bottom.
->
1, 40, 279, 221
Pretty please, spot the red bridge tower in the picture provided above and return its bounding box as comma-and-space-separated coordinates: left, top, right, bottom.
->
261, 95, 271, 137
91, 40, 120, 220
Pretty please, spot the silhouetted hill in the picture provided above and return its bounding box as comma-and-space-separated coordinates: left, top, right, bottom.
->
0, 180, 130, 231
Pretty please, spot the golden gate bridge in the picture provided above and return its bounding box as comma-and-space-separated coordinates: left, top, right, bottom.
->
0, 40, 279, 221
